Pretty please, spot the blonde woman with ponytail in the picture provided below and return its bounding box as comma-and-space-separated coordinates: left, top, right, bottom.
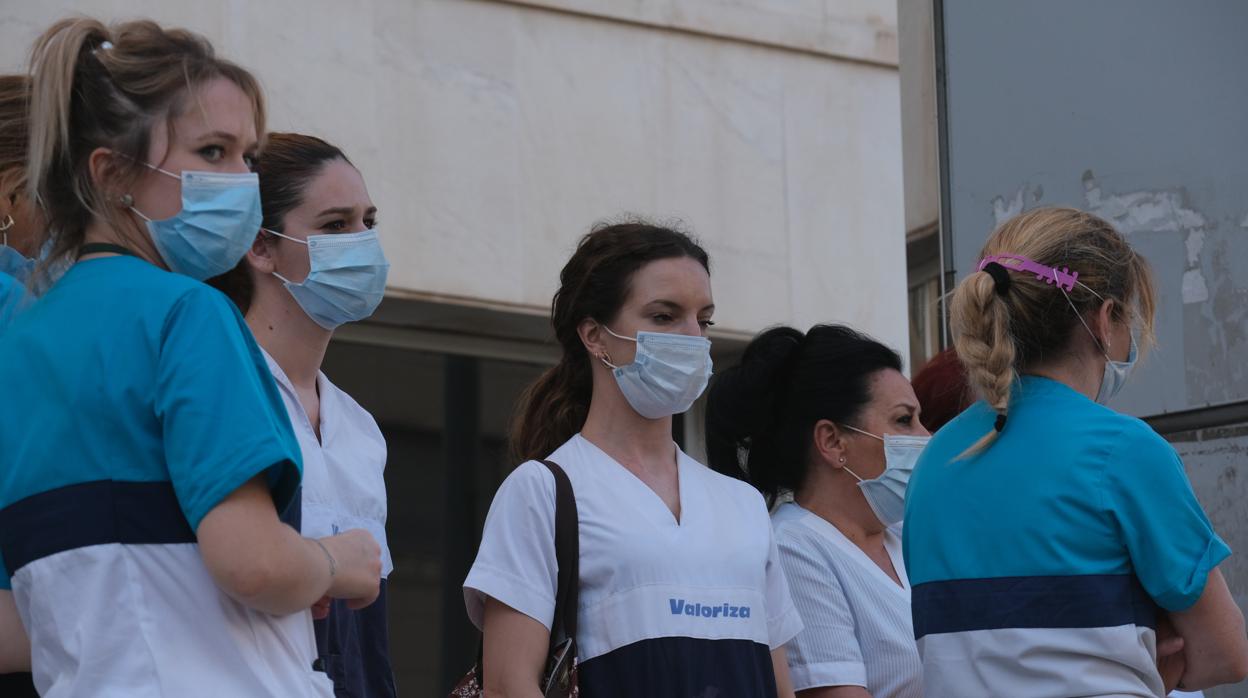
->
903, 207, 1248, 697
0, 18, 380, 696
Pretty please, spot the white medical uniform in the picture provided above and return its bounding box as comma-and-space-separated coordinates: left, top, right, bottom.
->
465, 434, 803, 698
772, 502, 922, 697
261, 350, 391, 576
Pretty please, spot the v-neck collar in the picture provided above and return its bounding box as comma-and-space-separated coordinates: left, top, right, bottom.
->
574, 433, 687, 527
791, 503, 910, 596
261, 348, 330, 445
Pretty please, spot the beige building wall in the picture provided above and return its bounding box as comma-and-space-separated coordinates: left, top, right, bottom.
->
1, 0, 908, 354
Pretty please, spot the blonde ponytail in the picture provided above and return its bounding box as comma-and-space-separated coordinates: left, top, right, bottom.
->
26, 18, 110, 214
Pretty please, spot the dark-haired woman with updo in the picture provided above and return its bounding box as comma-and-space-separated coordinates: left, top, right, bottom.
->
706, 324, 929, 698
464, 221, 803, 698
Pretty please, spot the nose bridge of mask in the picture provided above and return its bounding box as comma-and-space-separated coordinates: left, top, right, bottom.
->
271, 229, 382, 283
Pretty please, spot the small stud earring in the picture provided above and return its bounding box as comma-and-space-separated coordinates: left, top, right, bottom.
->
119, 193, 134, 207
838, 456, 847, 464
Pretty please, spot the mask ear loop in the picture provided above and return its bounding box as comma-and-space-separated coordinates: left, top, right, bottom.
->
597, 325, 636, 370
261, 228, 310, 287
1055, 268, 1111, 362
1, 214, 13, 249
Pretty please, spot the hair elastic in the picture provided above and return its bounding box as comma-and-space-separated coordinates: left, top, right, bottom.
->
981, 262, 1011, 296
994, 414, 1007, 432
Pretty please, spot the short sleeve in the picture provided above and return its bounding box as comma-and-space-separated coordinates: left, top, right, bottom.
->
1101, 421, 1231, 611
775, 526, 867, 691
156, 285, 302, 530
463, 461, 558, 631
764, 523, 804, 650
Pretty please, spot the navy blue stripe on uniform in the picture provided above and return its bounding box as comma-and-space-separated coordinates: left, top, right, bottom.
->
0, 480, 195, 574
577, 637, 776, 698
911, 574, 1158, 640
314, 578, 396, 698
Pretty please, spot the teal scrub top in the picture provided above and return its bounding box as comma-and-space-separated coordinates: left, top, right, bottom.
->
0, 271, 29, 331
0, 255, 302, 588
905, 375, 1228, 612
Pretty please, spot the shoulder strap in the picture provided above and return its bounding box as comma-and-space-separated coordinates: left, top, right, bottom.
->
474, 460, 580, 677
540, 460, 579, 650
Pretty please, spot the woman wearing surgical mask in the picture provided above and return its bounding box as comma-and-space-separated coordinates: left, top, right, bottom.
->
0, 75, 46, 331
0, 73, 41, 698
0, 19, 380, 696
464, 221, 803, 697
905, 207, 1248, 696
706, 325, 929, 698
210, 132, 394, 697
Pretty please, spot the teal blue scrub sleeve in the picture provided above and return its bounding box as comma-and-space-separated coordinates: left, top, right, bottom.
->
155, 285, 303, 531
1101, 420, 1231, 611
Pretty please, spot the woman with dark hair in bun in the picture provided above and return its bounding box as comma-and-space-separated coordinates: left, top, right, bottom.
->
706, 324, 929, 698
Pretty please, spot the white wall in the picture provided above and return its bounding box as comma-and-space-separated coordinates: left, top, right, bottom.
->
1, 0, 908, 353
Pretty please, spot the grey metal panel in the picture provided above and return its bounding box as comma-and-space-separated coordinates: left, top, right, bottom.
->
938, 0, 1248, 418
1170, 425, 1248, 698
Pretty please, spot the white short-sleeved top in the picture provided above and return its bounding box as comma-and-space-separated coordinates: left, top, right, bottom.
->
464, 434, 803, 698
262, 350, 392, 577
772, 502, 922, 698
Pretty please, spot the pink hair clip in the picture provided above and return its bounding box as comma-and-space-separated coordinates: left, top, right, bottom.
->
977, 254, 1080, 293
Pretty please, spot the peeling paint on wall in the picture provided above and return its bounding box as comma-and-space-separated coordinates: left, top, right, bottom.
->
1081, 171, 1218, 307
986, 172, 1248, 409
990, 183, 1044, 227
1082, 171, 1209, 233
1183, 268, 1210, 304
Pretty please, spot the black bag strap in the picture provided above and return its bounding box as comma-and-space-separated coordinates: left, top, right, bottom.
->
541, 459, 579, 650
474, 460, 580, 671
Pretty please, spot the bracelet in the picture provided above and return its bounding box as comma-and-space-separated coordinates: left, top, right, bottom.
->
313, 538, 337, 578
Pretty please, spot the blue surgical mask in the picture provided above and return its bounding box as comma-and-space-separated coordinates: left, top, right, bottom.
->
1056, 272, 1138, 406
600, 326, 713, 419
842, 425, 929, 526
0, 228, 35, 283
1096, 333, 1138, 405
130, 165, 262, 280
268, 228, 390, 330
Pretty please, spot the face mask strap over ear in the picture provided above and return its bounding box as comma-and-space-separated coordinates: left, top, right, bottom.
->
1054, 267, 1113, 361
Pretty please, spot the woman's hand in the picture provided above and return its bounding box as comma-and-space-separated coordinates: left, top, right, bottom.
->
1156, 612, 1187, 694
